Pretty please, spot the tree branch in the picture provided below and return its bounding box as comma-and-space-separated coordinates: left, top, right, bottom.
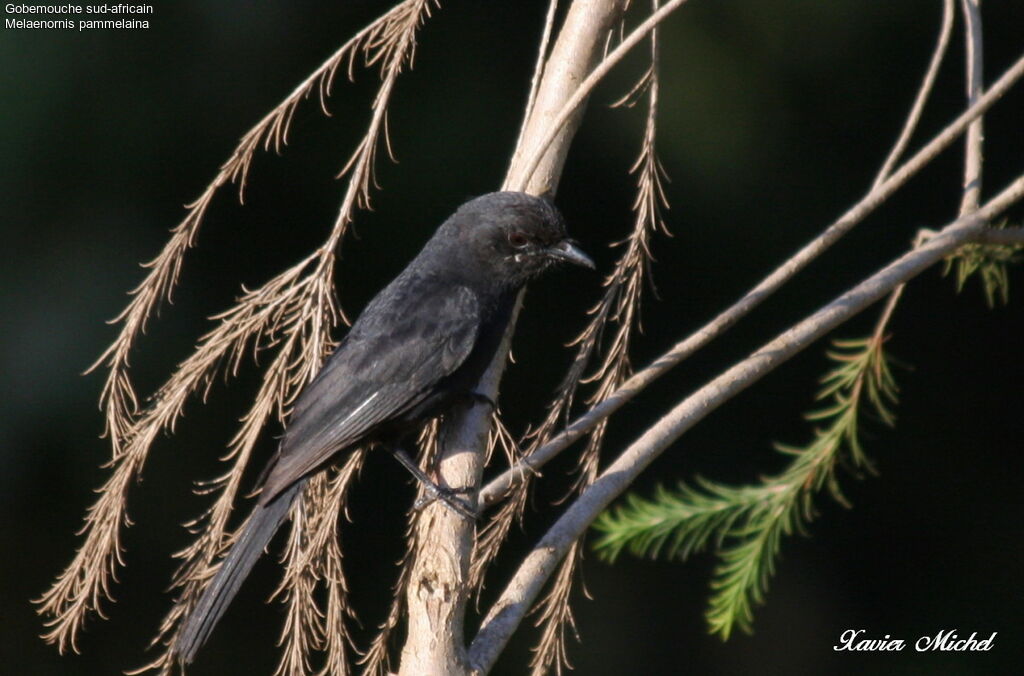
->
469, 172, 1024, 672
959, 0, 984, 214
872, 0, 955, 187
480, 48, 1024, 508
975, 226, 1024, 246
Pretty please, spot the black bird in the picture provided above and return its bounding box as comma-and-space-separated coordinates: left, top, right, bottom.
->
175, 191, 593, 664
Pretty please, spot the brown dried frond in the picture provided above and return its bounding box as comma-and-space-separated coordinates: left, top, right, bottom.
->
467, 415, 528, 595
59, 319, 316, 658
487, 411, 521, 466
527, 10, 669, 672
470, 309, 609, 594
40, 0, 436, 657
125, 269, 337, 675
39, 256, 335, 656
86, 0, 431, 468
314, 464, 364, 676
335, 0, 437, 213
269, 458, 363, 676
272, 485, 323, 676
415, 417, 441, 469
470, 474, 530, 596
36, 437, 139, 654
529, 542, 585, 676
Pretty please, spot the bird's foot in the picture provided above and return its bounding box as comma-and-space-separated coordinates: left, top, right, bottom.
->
413, 483, 477, 520
386, 446, 477, 520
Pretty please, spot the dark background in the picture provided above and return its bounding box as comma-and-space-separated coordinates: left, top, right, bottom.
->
3, 1, 1023, 674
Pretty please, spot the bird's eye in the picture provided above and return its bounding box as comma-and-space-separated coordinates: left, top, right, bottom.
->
508, 231, 529, 248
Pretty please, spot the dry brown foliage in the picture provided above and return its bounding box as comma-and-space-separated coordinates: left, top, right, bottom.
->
41, 1, 683, 674
38, 0, 437, 669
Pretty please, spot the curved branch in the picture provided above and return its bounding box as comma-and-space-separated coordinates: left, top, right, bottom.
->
873, 0, 955, 186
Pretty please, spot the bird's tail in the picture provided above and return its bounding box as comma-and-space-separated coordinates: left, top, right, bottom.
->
174, 481, 304, 665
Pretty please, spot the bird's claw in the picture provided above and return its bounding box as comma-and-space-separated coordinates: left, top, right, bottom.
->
413, 484, 477, 520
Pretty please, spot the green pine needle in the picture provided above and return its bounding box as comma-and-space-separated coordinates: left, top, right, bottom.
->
593, 336, 899, 639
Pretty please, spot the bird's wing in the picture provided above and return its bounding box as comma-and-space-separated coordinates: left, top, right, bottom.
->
259, 281, 481, 503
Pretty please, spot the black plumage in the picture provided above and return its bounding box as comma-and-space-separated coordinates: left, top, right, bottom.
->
175, 191, 593, 664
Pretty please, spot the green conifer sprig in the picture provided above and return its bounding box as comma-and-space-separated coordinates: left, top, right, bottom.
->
942, 223, 1022, 307
593, 337, 897, 639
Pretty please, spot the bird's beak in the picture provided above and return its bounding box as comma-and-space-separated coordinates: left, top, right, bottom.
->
547, 239, 595, 269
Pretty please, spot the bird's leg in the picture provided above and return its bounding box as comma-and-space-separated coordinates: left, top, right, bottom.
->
391, 391, 492, 518
386, 446, 476, 520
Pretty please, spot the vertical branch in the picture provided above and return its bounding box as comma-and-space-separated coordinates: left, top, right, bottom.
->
959, 0, 984, 214
361, 423, 438, 676
505, 0, 689, 193
504, 0, 629, 195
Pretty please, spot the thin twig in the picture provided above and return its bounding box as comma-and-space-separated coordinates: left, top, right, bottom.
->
860, 0, 960, 364
873, 0, 955, 187
512, 0, 561, 160
873, 0, 988, 375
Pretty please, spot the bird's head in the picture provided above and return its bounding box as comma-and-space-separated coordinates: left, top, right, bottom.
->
443, 191, 594, 288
